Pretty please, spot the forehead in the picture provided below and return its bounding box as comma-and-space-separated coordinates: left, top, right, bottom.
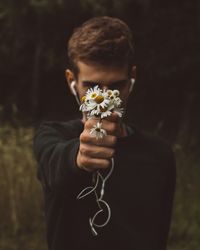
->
77, 61, 129, 84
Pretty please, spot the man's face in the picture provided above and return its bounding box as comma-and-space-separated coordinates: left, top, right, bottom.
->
74, 61, 135, 109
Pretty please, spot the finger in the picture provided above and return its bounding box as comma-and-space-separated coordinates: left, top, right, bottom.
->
80, 144, 115, 159
100, 119, 121, 136
84, 112, 121, 129
80, 131, 117, 147
104, 112, 121, 123
84, 117, 101, 129
80, 156, 111, 170
85, 118, 121, 136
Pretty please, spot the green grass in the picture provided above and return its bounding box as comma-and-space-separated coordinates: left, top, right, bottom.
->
0, 124, 199, 250
0, 125, 47, 250
168, 143, 200, 250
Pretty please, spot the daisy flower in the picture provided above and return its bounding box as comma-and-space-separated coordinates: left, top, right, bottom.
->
113, 97, 122, 107
83, 85, 110, 113
90, 122, 107, 139
106, 90, 122, 107
113, 107, 124, 117
86, 85, 102, 99
113, 89, 120, 97
79, 95, 88, 112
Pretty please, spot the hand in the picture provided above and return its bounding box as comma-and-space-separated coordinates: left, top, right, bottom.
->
77, 113, 123, 172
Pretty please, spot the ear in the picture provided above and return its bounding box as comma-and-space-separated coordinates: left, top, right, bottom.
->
65, 69, 75, 94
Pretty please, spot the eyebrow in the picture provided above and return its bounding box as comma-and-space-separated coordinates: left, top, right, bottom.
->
82, 79, 129, 87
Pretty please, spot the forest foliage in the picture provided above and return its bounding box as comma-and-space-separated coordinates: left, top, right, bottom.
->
0, 0, 199, 143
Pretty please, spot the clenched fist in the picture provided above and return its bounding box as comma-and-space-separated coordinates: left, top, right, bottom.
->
77, 113, 125, 172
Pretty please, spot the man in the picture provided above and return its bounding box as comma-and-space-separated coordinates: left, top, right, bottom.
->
33, 16, 176, 250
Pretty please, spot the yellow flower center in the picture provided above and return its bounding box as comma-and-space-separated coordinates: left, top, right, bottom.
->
95, 95, 104, 104
107, 90, 112, 96
91, 93, 97, 98
81, 96, 86, 102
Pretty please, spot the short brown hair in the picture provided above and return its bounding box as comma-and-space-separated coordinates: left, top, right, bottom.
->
67, 16, 135, 77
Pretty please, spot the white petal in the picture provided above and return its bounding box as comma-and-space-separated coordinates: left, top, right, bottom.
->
101, 110, 112, 118
113, 107, 124, 117
89, 122, 107, 139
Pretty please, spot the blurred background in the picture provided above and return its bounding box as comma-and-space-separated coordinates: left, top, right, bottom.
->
0, 0, 199, 249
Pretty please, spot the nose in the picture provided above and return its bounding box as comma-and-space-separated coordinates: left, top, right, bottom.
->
102, 85, 108, 91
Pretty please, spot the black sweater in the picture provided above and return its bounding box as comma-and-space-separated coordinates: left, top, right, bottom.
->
33, 119, 176, 250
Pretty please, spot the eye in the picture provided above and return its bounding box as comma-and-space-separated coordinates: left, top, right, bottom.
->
83, 83, 93, 88
109, 82, 124, 90
82, 81, 98, 88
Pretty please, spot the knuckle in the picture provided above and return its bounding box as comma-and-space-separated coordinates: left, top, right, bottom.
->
84, 120, 91, 129
103, 159, 110, 169
111, 123, 118, 132
111, 136, 117, 145
81, 146, 90, 156
109, 149, 115, 158
85, 118, 95, 129
81, 156, 89, 167
80, 132, 87, 143
79, 145, 85, 154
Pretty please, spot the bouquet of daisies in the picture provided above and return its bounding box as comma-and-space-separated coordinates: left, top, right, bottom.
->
80, 85, 123, 138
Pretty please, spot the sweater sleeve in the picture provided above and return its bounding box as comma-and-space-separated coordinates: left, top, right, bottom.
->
33, 121, 92, 191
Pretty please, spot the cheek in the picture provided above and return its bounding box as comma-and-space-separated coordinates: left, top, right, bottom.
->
76, 85, 87, 99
